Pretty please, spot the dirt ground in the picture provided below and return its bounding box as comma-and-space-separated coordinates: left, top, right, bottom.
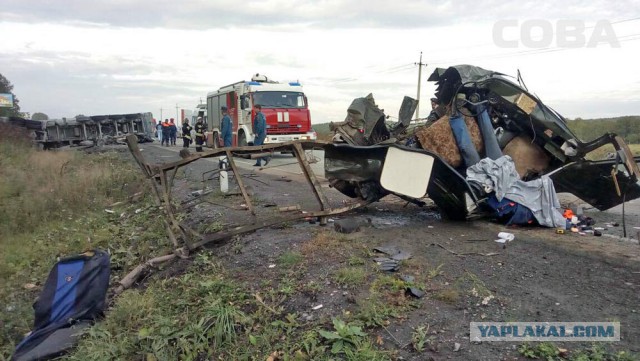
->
140, 144, 640, 360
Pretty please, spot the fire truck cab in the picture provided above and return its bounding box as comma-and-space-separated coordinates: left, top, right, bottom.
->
205, 74, 316, 148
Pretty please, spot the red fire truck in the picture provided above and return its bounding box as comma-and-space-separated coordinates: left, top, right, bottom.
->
204, 74, 316, 148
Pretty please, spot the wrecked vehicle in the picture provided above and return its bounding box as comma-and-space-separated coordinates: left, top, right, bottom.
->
325, 65, 640, 224
1, 112, 155, 149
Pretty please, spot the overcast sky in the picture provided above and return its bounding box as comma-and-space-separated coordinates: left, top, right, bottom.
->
1, 0, 639, 123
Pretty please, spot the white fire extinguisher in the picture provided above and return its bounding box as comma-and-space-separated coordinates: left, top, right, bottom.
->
219, 156, 229, 193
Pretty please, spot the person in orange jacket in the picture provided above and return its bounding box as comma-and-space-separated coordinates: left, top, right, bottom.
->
161, 119, 171, 146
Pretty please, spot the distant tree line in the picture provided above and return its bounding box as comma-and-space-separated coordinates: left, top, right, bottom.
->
566, 116, 640, 143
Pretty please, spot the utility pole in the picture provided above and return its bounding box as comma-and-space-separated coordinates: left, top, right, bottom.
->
176, 104, 179, 126
160, 108, 164, 122
415, 52, 428, 119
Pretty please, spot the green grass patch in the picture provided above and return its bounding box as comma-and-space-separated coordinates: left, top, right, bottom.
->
278, 251, 303, 268
333, 267, 367, 288
518, 342, 638, 361
433, 289, 460, 304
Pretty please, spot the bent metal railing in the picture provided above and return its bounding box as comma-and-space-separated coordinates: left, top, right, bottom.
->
124, 134, 369, 259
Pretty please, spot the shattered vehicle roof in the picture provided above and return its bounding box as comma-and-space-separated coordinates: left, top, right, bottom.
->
325, 64, 640, 221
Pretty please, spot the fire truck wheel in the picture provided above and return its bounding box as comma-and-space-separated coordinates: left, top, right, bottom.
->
238, 133, 247, 147
212, 133, 220, 149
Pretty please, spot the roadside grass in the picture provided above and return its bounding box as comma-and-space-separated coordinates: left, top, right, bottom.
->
333, 267, 367, 288
278, 251, 303, 268
300, 230, 352, 258
0, 140, 144, 238
65, 253, 392, 360
585, 143, 640, 160
518, 342, 638, 361
0, 134, 168, 358
67, 270, 250, 361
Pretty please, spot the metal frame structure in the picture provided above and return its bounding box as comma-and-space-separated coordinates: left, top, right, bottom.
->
125, 135, 369, 257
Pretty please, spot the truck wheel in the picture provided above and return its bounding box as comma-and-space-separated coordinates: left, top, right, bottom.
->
238, 133, 247, 147
212, 133, 220, 149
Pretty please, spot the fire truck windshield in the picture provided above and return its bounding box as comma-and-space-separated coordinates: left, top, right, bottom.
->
252, 91, 305, 109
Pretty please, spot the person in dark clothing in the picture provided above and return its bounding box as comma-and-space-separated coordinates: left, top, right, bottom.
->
161, 119, 171, 146
220, 106, 232, 147
252, 104, 270, 166
427, 97, 442, 123
169, 118, 177, 146
194, 117, 206, 152
155, 120, 163, 142
182, 118, 192, 148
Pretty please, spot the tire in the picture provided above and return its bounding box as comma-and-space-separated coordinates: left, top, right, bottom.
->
238, 132, 247, 147
212, 133, 220, 149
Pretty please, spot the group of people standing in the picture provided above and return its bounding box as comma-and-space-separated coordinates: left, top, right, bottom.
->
154, 105, 269, 165
155, 119, 178, 146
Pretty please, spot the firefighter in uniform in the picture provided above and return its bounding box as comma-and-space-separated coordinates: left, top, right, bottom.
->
252, 104, 270, 166
220, 106, 232, 147
182, 118, 192, 148
194, 117, 206, 152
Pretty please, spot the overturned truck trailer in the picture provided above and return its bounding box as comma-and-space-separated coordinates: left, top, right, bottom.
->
326, 65, 640, 222
1, 112, 155, 148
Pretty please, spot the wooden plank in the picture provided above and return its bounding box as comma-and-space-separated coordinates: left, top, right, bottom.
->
125, 134, 152, 177
226, 150, 255, 216
292, 142, 331, 211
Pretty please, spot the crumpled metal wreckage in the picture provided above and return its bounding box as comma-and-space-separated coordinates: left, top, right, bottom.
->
325, 64, 640, 224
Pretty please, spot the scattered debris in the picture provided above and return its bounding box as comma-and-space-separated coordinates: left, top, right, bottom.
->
276, 176, 292, 182
104, 209, 115, 214
278, 205, 301, 212
334, 218, 361, 234
400, 275, 415, 283
494, 232, 514, 244
373, 257, 400, 272
179, 149, 191, 159
406, 287, 425, 299
312, 304, 323, 310
453, 342, 461, 352
481, 295, 495, 305
373, 245, 413, 260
